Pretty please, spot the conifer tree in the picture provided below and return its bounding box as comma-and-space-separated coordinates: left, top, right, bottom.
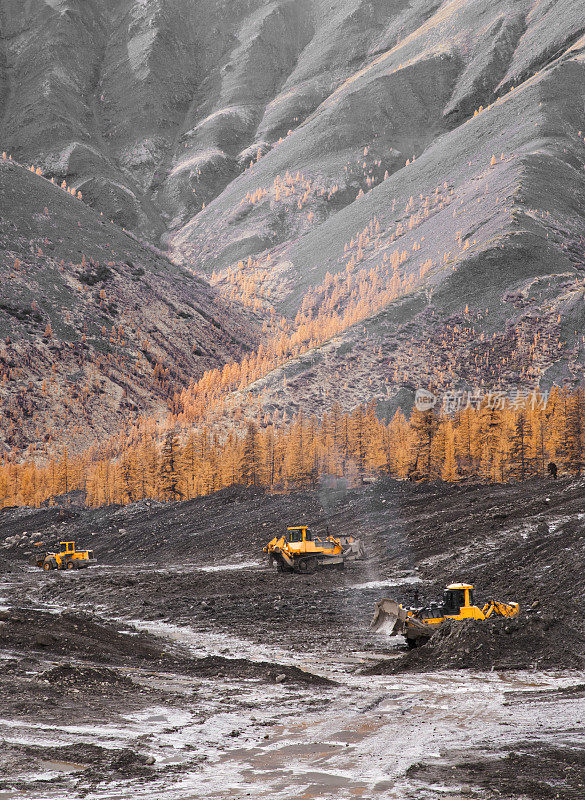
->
159, 431, 183, 501
441, 419, 457, 481
241, 422, 264, 487
409, 408, 438, 478
364, 400, 386, 475
479, 402, 504, 481
546, 385, 564, 465
564, 389, 584, 476
385, 409, 413, 478
508, 412, 536, 481
222, 431, 242, 487
57, 449, 70, 495
137, 434, 158, 499
120, 454, 136, 504
263, 426, 277, 487
455, 405, 480, 476
429, 420, 446, 479
527, 398, 549, 478
182, 431, 197, 500
350, 405, 368, 478
285, 414, 308, 488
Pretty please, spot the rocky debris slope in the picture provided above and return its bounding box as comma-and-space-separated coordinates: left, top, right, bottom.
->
171, 1, 585, 306
0, 160, 252, 452
3, 1, 584, 308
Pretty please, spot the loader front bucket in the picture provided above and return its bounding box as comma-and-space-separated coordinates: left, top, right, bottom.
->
371, 599, 408, 635
337, 536, 366, 560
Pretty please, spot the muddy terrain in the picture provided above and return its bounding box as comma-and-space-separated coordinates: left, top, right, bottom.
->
0, 477, 584, 798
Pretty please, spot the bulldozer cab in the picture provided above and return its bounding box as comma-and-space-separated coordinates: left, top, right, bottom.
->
60, 541, 75, 554
286, 526, 311, 543
442, 584, 474, 616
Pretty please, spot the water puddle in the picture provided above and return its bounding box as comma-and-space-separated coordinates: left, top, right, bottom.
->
39, 760, 88, 774
197, 560, 263, 573
349, 575, 420, 590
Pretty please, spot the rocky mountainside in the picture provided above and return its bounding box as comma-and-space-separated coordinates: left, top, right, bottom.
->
0, 159, 252, 454
2, 0, 585, 441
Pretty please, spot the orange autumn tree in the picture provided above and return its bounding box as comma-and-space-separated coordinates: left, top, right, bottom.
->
0, 390, 581, 509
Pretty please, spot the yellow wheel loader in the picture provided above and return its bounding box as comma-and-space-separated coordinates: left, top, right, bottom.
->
371, 583, 519, 648
33, 541, 96, 571
263, 526, 365, 574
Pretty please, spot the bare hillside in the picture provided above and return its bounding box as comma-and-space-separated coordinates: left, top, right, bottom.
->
0, 160, 252, 454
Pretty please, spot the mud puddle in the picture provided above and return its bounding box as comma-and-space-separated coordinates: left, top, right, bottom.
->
130, 618, 380, 678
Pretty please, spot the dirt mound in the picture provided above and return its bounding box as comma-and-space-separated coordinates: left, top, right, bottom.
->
0, 606, 332, 688
42, 663, 135, 689
364, 615, 585, 674
0, 554, 21, 573
187, 655, 334, 686
19, 742, 154, 777
0, 607, 166, 665
407, 742, 585, 800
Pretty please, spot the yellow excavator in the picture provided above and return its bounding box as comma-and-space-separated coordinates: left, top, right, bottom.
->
264, 525, 365, 574
33, 541, 96, 571
371, 583, 519, 648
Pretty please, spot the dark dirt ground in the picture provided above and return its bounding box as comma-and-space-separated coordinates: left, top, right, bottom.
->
0, 476, 584, 798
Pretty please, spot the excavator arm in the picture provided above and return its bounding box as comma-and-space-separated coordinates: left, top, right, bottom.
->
482, 600, 520, 618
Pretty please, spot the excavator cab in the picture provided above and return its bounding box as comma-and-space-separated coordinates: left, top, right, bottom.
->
285, 527, 311, 543
442, 586, 472, 615
441, 584, 484, 619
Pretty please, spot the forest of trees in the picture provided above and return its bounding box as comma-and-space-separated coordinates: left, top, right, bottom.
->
0, 386, 582, 509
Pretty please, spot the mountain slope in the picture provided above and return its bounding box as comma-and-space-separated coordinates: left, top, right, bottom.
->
2, 0, 585, 434
0, 159, 252, 454
171, 1, 585, 306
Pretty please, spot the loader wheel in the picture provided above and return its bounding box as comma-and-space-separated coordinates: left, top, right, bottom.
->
43, 561, 52, 571
66, 561, 75, 570
297, 557, 317, 575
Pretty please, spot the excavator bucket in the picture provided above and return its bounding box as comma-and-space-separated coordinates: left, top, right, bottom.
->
371, 599, 408, 635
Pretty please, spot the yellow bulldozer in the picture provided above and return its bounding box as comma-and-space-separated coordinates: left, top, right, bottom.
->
371, 583, 519, 648
33, 541, 96, 571
264, 525, 365, 574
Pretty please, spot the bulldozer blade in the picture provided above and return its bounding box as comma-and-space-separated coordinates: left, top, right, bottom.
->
338, 537, 366, 560
371, 599, 408, 635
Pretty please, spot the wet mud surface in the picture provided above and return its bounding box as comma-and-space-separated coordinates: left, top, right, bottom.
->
0, 477, 584, 797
